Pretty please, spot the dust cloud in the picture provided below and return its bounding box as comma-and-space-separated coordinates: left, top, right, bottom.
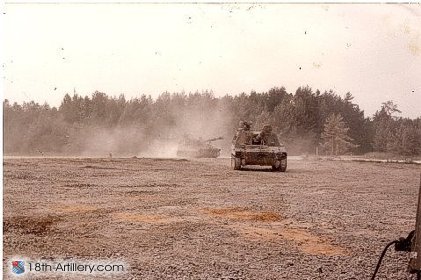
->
66, 106, 234, 158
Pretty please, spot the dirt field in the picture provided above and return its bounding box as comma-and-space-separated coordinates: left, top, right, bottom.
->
3, 157, 421, 279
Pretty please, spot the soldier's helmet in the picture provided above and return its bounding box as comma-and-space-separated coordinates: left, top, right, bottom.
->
263, 124, 272, 133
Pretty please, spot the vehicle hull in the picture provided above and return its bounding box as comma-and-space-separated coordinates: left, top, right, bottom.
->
231, 145, 287, 170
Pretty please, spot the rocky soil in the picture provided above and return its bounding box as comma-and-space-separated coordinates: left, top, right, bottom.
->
3, 157, 421, 279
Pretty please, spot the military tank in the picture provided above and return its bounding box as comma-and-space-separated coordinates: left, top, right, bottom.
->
231, 122, 287, 172
176, 135, 223, 158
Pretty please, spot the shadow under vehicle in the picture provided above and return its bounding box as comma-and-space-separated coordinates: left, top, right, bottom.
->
176, 136, 223, 158
231, 124, 287, 172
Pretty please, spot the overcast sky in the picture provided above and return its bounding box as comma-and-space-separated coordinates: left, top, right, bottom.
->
2, 3, 421, 118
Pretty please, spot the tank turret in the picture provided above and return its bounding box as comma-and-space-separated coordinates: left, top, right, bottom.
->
177, 135, 223, 158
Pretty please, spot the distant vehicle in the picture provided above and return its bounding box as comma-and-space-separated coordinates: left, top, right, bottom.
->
177, 135, 223, 158
231, 123, 287, 172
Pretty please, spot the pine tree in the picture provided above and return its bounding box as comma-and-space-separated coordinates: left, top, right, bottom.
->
373, 101, 401, 153
321, 113, 355, 155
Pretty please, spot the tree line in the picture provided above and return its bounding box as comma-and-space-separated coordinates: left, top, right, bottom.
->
3, 86, 421, 157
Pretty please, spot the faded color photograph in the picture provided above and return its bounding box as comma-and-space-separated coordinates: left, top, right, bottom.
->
2, 3, 421, 279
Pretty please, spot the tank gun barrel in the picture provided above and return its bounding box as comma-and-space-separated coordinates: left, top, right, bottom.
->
206, 136, 223, 143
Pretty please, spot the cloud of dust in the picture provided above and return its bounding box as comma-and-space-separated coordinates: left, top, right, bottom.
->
282, 136, 317, 156
69, 106, 317, 158
69, 126, 147, 157
67, 103, 234, 158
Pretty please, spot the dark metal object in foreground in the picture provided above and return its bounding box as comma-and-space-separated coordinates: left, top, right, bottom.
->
409, 173, 421, 273
371, 173, 421, 279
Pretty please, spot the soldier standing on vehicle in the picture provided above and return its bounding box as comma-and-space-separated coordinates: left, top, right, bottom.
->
254, 125, 279, 146
234, 121, 252, 146
243, 121, 252, 144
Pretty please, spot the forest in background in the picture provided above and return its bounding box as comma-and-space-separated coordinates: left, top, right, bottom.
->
3, 86, 421, 157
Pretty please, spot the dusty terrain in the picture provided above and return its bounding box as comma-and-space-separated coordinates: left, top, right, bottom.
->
3, 157, 421, 279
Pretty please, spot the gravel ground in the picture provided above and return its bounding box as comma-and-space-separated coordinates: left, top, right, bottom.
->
3, 157, 421, 279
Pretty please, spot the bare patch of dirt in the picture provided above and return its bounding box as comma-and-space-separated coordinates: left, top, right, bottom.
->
237, 225, 347, 256
52, 203, 99, 213
64, 183, 97, 188
82, 165, 119, 170
281, 228, 347, 256
4, 215, 60, 235
4, 172, 38, 180
128, 196, 159, 203
124, 190, 157, 195
113, 212, 180, 224
204, 207, 282, 222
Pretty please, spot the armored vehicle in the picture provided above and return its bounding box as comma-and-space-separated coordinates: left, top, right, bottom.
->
177, 135, 223, 158
231, 123, 287, 171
